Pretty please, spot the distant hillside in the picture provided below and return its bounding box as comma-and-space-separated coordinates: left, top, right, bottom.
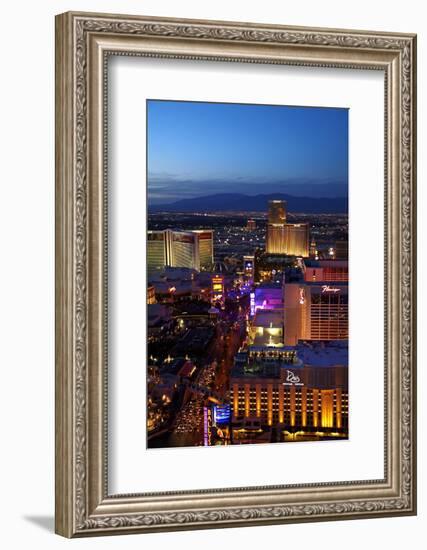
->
149, 193, 348, 214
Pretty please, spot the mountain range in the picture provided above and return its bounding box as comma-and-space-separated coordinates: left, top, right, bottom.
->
149, 193, 348, 214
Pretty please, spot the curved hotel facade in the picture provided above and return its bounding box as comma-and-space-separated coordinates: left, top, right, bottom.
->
147, 229, 213, 272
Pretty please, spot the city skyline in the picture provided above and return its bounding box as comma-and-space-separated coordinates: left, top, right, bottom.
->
147, 205, 349, 448
146, 100, 349, 449
147, 100, 349, 204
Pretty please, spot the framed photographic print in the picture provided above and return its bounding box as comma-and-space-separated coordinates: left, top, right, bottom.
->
55, 11, 417, 537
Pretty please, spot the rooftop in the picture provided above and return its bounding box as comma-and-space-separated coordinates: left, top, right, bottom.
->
147, 304, 171, 327
148, 266, 197, 283
231, 341, 348, 379
232, 348, 299, 379
253, 309, 283, 327
295, 340, 348, 367
256, 281, 283, 289
303, 259, 348, 269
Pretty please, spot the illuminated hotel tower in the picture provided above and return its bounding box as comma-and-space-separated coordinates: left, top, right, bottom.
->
147, 229, 213, 271
169, 231, 199, 269
266, 200, 309, 257
282, 223, 310, 257
284, 283, 348, 345
191, 230, 214, 270
284, 260, 349, 345
231, 346, 348, 435
147, 230, 168, 270
269, 200, 287, 224
266, 200, 287, 254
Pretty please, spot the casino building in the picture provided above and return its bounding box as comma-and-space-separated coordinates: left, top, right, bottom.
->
147, 229, 213, 272
284, 283, 348, 345
191, 230, 215, 270
284, 259, 349, 345
266, 200, 309, 257
230, 342, 348, 442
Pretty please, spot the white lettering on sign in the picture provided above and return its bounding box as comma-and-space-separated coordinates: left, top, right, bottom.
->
283, 370, 304, 386
322, 285, 340, 293
286, 370, 300, 383
250, 292, 255, 316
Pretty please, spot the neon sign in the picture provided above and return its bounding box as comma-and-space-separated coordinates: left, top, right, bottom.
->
322, 285, 340, 293
212, 275, 225, 304
203, 407, 212, 446
250, 292, 255, 316
213, 404, 231, 425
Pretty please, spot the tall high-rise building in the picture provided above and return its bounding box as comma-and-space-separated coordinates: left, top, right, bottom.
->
266, 200, 309, 257
268, 200, 287, 224
169, 231, 198, 269
284, 281, 348, 345
267, 200, 287, 254
147, 229, 214, 272
282, 223, 310, 257
147, 231, 168, 270
266, 224, 284, 254
192, 230, 214, 269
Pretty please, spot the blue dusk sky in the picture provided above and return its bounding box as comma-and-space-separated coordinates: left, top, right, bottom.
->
147, 100, 348, 204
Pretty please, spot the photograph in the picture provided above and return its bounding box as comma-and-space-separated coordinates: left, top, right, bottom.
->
146, 100, 349, 448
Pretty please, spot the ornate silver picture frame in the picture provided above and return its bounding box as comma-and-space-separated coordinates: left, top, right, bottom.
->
55, 11, 417, 537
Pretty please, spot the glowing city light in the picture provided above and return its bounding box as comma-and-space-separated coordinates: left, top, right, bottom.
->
322, 285, 341, 293
250, 292, 255, 316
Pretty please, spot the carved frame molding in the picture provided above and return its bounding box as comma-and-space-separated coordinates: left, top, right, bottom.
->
55, 12, 416, 537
